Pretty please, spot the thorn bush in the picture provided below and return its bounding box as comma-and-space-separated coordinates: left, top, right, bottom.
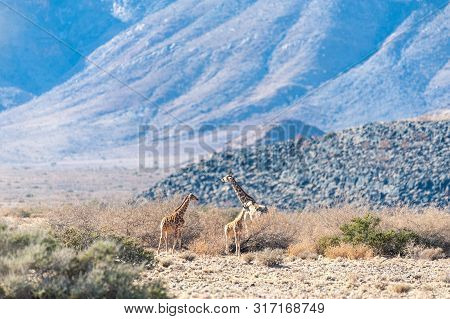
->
318, 214, 424, 256
0, 224, 166, 298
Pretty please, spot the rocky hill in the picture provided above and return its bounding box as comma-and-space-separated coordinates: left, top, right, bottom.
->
141, 120, 450, 209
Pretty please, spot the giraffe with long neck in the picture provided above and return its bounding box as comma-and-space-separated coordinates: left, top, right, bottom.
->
221, 174, 256, 207
224, 207, 246, 256
157, 193, 198, 254
221, 174, 268, 233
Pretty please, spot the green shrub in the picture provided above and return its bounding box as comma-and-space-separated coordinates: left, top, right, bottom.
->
0, 225, 167, 299
338, 214, 421, 256
340, 214, 382, 244
54, 227, 100, 251
54, 228, 155, 267
110, 235, 155, 267
317, 235, 341, 255
18, 210, 32, 218
317, 214, 423, 257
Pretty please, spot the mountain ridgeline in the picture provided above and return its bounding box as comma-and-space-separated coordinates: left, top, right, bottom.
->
0, 0, 448, 163
141, 120, 450, 209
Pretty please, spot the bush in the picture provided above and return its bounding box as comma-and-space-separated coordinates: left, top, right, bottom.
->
242, 212, 294, 252
49, 202, 449, 257
256, 249, 284, 267
317, 214, 425, 257
18, 210, 32, 218
188, 239, 223, 256
54, 227, 155, 266
390, 283, 411, 294
112, 235, 155, 267
179, 252, 195, 262
159, 258, 173, 268
287, 242, 318, 259
54, 227, 100, 251
406, 244, 445, 260
0, 224, 166, 299
317, 235, 341, 255
324, 243, 374, 260
339, 214, 422, 256
242, 253, 255, 264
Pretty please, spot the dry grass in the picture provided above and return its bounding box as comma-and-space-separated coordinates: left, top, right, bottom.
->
443, 273, 450, 284
158, 258, 173, 268
180, 252, 196, 262
325, 243, 374, 260
38, 201, 449, 257
242, 253, 255, 264
256, 249, 284, 267
287, 242, 319, 259
406, 244, 446, 260
390, 283, 412, 294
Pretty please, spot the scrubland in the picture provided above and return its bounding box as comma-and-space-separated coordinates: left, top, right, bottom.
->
1, 199, 448, 298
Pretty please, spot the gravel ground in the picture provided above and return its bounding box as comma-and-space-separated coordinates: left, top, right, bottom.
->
145, 255, 450, 299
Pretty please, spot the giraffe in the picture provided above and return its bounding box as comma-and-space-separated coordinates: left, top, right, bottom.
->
224, 207, 246, 256
221, 174, 268, 233
157, 193, 198, 255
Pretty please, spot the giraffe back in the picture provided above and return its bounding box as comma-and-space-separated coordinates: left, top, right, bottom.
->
161, 212, 185, 231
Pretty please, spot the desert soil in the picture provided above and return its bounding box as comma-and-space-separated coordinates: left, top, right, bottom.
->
146, 254, 450, 299
0, 164, 165, 207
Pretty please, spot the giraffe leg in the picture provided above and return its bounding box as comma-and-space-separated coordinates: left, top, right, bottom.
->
224, 228, 229, 255
157, 230, 163, 255
237, 232, 241, 257
234, 229, 239, 256
178, 229, 182, 250
165, 231, 169, 253
172, 229, 178, 253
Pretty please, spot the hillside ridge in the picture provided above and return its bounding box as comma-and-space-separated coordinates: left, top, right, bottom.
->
141, 120, 450, 209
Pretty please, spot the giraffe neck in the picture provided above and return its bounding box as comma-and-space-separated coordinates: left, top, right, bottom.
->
235, 209, 246, 222
175, 195, 191, 216
229, 178, 255, 206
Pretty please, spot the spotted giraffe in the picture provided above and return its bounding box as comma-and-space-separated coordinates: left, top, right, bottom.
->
224, 207, 246, 256
157, 193, 198, 254
221, 174, 268, 234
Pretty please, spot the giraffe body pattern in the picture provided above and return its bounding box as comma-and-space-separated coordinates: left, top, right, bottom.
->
224, 208, 246, 256
221, 174, 268, 223
221, 174, 268, 255
157, 193, 198, 254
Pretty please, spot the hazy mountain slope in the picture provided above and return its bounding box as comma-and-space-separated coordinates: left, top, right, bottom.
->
284, 3, 450, 131
0, 0, 448, 163
0, 0, 170, 95
0, 87, 34, 112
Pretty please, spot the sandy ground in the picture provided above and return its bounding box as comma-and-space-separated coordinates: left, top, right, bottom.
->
146, 254, 450, 299
0, 164, 165, 207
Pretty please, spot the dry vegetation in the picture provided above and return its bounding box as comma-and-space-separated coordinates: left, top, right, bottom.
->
324, 243, 374, 260
41, 200, 449, 258
1, 200, 449, 299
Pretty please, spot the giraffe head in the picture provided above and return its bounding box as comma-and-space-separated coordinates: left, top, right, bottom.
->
221, 174, 235, 183
188, 193, 198, 201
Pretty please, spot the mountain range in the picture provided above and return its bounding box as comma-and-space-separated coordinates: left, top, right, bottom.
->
0, 0, 448, 164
